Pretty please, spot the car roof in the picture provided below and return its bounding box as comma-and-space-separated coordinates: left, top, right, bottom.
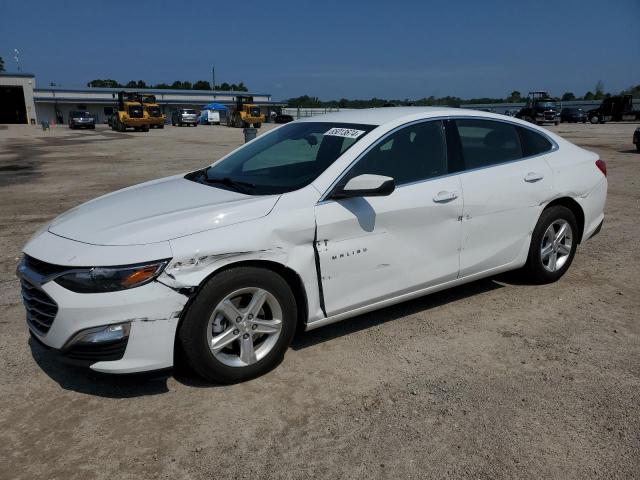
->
296, 106, 516, 126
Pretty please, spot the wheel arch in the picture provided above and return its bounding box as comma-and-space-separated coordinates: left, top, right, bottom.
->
542, 197, 585, 243
174, 259, 309, 341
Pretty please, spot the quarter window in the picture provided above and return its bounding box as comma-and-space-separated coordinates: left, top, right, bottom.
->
455, 119, 522, 169
518, 126, 553, 157
344, 120, 448, 186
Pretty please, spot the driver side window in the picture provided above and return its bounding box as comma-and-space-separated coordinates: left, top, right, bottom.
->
343, 120, 448, 186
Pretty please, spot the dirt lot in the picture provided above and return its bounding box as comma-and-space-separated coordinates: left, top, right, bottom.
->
0, 121, 638, 479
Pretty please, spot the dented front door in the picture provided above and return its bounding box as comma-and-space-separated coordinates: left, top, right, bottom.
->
314, 177, 463, 316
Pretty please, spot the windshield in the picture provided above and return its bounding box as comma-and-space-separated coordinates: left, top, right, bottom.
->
187, 122, 375, 195
71, 111, 91, 117
182, 109, 197, 115
536, 102, 557, 109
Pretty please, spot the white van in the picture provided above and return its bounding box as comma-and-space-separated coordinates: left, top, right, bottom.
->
200, 109, 221, 125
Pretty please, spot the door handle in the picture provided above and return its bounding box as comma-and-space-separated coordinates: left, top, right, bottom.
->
524, 172, 544, 183
433, 190, 458, 203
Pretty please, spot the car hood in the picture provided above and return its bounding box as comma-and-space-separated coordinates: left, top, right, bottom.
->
48, 175, 279, 246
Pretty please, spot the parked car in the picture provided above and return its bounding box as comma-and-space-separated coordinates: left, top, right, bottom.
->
560, 108, 587, 123
18, 108, 607, 383
633, 127, 640, 152
273, 113, 294, 124
171, 108, 198, 127
68, 111, 95, 129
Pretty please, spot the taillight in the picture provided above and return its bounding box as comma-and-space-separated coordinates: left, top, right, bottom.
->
595, 159, 607, 177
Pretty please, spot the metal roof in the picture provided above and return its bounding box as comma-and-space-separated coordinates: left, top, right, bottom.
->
0, 72, 36, 78
33, 86, 270, 96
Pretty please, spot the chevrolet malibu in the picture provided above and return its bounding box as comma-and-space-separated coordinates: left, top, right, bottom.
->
18, 108, 607, 383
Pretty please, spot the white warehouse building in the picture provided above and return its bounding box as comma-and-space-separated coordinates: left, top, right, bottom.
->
0, 72, 283, 125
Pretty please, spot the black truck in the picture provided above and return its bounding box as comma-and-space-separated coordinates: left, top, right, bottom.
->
586, 94, 640, 124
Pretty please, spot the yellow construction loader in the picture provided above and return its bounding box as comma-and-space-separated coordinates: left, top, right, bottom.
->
110, 91, 150, 132
141, 94, 165, 129
226, 95, 265, 128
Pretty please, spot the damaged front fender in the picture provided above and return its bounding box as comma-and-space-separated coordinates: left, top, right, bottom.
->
163, 185, 326, 324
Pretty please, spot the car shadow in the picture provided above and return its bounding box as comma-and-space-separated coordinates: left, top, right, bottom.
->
291, 276, 505, 350
618, 149, 639, 154
30, 275, 517, 396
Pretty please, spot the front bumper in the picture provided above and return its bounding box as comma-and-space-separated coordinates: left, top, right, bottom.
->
19, 267, 188, 374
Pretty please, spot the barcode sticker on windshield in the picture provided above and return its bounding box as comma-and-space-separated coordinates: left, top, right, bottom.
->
323, 127, 366, 139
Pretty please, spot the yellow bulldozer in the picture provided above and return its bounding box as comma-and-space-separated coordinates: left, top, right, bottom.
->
141, 94, 165, 129
109, 91, 150, 132
226, 95, 265, 128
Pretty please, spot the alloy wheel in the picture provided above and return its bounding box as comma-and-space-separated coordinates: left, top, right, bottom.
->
540, 219, 573, 272
206, 287, 283, 367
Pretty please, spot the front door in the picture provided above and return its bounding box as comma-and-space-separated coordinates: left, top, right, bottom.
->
314, 120, 463, 316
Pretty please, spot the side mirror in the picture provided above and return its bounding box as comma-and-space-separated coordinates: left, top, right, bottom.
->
330, 174, 395, 200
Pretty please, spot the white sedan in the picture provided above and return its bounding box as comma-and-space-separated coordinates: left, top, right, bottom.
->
18, 108, 607, 383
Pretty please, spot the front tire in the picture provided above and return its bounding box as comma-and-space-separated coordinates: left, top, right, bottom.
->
179, 267, 297, 384
522, 206, 578, 284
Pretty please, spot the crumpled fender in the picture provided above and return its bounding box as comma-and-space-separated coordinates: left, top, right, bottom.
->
159, 185, 325, 324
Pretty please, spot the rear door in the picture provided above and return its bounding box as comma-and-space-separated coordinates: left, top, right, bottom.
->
452, 119, 554, 277
314, 120, 464, 316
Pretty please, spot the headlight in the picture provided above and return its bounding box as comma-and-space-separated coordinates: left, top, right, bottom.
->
55, 260, 169, 293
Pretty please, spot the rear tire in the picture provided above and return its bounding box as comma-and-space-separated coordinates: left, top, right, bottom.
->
590, 116, 599, 124
522, 206, 578, 284
179, 267, 297, 384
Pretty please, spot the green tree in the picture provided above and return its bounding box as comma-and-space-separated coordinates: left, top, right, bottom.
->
0, 56, 4, 72
584, 91, 595, 100
171, 81, 184, 89
87, 79, 121, 88
622, 84, 640, 98
507, 90, 522, 102
561, 92, 576, 101
219, 82, 231, 91
154, 82, 171, 89
193, 80, 211, 90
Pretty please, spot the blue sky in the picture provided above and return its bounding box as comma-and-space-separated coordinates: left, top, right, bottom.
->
1, 0, 638, 100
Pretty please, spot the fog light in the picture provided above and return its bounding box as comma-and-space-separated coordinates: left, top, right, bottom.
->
69, 322, 131, 346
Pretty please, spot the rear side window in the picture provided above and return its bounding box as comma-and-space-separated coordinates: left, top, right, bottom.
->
345, 120, 448, 186
518, 127, 553, 157
455, 119, 522, 169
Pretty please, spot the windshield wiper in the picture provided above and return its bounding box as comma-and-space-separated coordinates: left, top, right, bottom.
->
203, 173, 256, 194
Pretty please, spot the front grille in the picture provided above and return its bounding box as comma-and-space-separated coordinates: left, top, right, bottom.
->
65, 338, 128, 362
129, 107, 143, 118
21, 279, 58, 334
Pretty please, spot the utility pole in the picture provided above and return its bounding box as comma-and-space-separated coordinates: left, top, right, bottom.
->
211, 66, 215, 99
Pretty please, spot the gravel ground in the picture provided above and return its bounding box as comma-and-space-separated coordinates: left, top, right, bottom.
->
0, 121, 638, 479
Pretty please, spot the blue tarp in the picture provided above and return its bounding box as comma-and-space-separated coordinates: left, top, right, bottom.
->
202, 102, 228, 111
